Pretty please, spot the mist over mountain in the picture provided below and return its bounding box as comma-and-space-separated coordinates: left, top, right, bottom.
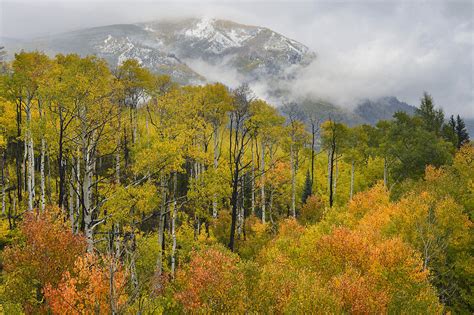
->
4, 17, 457, 128
9, 18, 314, 86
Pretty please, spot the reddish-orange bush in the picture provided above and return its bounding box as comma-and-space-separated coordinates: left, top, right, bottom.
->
44, 254, 128, 314
299, 194, 326, 225
2, 208, 86, 309
174, 245, 247, 312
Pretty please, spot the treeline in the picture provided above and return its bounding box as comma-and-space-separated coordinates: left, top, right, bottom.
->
0, 52, 472, 313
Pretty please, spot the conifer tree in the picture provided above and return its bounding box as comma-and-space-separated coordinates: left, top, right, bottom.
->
416, 92, 444, 135
455, 115, 470, 148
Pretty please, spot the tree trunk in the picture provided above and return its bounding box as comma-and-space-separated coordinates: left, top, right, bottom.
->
156, 176, 167, 280
171, 172, 178, 278
26, 104, 35, 212
115, 148, 120, 185
228, 165, 239, 251
15, 102, 22, 204
40, 138, 46, 211
83, 143, 94, 253
58, 116, 66, 209
290, 143, 296, 217
251, 138, 255, 216
237, 174, 244, 237
1, 151, 5, 215
75, 154, 80, 234
46, 145, 52, 204
311, 124, 315, 193
260, 141, 266, 223
334, 157, 338, 197
212, 126, 219, 218
328, 148, 335, 208
269, 188, 274, 224
383, 157, 388, 188
350, 160, 355, 200
69, 170, 75, 233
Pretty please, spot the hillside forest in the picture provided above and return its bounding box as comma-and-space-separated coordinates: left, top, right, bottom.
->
0, 52, 472, 314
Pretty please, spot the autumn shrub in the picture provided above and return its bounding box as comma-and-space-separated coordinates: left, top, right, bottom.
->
2, 207, 86, 311
255, 218, 442, 314
44, 253, 128, 314
174, 245, 248, 312
299, 194, 326, 225
210, 210, 231, 245
387, 191, 473, 312
235, 215, 272, 259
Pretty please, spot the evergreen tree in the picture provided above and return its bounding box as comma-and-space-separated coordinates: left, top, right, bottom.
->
302, 169, 312, 204
442, 115, 458, 147
416, 92, 444, 135
455, 115, 470, 148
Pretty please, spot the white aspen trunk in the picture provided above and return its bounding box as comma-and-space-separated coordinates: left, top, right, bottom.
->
22, 139, 27, 193
26, 104, 35, 211
156, 176, 166, 279
69, 172, 75, 233
212, 126, 219, 218
260, 141, 266, 223
290, 143, 296, 217
171, 173, 178, 278
132, 108, 137, 144
75, 153, 80, 234
238, 175, 245, 237
46, 144, 52, 203
129, 234, 139, 291
350, 160, 355, 200
83, 139, 95, 253
40, 138, 46, 211
268, 146, 274, 221
383, 157, 388, 188
251, 138, 255, 215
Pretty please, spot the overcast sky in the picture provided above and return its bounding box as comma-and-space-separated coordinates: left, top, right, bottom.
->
1, 0, 473, 117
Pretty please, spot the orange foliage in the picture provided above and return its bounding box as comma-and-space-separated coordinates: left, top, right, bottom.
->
299, 194, 326, 225
44, 254, 128, 314
174, 246, 247, 312
331, 268, 389, 314
2, 208, 86, 310
311, 228, 440, 313
3, 208, 86, 286
348, 182, 390, 220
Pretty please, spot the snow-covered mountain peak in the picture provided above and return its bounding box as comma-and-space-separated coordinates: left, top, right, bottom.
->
10, 17, 315, 85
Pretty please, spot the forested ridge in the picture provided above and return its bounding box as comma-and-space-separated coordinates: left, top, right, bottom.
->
0, 51, 472, 314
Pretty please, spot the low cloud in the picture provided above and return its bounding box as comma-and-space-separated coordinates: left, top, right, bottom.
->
2, 0, 472, 117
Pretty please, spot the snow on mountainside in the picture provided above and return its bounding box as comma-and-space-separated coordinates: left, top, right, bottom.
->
13, 24, 204, 85
139, 18, 315, 81
4, 18, 420, 127
8, 18, 314, 85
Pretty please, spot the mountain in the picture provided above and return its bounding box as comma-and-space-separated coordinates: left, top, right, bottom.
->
4, 18, 427, 128
7, 18, 315, 85
355, 96, 417, 125
295, 96, 417, 126
464, 118, 474, 140
10, 24, 204, 84
138, 18, 315, 81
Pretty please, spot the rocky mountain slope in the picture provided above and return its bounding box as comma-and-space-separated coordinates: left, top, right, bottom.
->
355, 96, 417, 125
5, 17, 425, 127
9, 18, 314, 85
